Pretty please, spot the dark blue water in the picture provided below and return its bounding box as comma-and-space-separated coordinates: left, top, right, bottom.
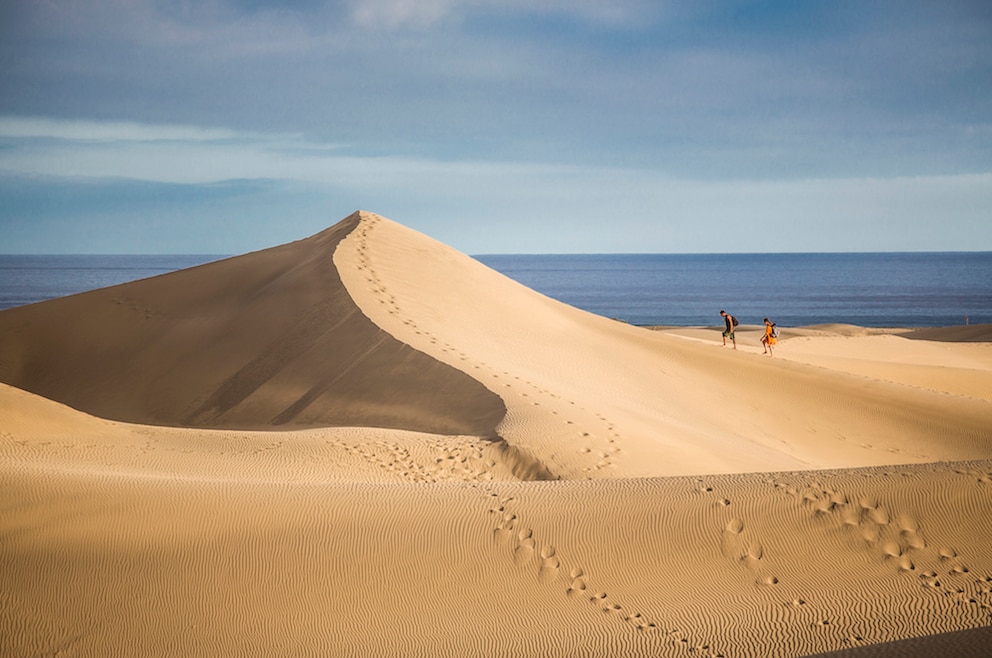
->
0, 255, 225, 311
476, 253, 992, 327
1, 253, 989, 327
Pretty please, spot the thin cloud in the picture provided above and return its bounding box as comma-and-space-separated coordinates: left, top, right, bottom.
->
0, 117, 560, 185
345, 0, 665, 31
2, 118, 989, 253
0, 117, 244, 142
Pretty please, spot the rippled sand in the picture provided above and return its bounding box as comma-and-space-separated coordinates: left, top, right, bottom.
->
2, 211, 990, 657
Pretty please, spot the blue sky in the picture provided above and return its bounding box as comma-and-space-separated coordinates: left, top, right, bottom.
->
1, 0, 990, 254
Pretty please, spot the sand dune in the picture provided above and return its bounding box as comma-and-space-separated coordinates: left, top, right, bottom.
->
334, 213, 991, 477
0, 213, 503, 435
2, 210, 991, 657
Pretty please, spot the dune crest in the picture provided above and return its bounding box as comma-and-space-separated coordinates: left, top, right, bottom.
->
335, 212, 992, 478
0, 212, 504, 435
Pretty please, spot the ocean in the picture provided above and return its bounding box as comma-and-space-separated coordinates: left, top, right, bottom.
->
0, 255, 224, 311
1, 252, 990, 328
475, 252, 992, 327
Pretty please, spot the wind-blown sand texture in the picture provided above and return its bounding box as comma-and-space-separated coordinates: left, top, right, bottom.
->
2, 211, 990, 657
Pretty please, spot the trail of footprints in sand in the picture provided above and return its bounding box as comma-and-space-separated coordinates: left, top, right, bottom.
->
788, 472, 991, 621
759, 472, 991, 631
485, 490, 728, 657
697, 480, 782, 591
696, 471, 992, 649
357, 216, 718, 654
352, 216, 622, 478
327, 437, 502, 483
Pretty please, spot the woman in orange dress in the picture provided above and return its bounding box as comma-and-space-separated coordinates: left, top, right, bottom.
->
762, 317, 777, 357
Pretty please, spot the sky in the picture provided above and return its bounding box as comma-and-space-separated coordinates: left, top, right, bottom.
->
1, 0, 990, 254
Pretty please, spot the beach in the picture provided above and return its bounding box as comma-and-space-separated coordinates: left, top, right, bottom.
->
2, 210, 991, 657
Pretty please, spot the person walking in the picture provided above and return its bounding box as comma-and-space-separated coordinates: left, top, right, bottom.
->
720, 310, 737, 349
761, 317, 778, 356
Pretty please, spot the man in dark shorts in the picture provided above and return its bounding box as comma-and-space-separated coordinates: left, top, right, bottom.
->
720, 310, 737, 349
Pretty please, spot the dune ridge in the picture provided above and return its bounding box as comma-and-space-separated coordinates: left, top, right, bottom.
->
0, 212, 504, 436
335, 212, 991, 477
2, 210, 991, 657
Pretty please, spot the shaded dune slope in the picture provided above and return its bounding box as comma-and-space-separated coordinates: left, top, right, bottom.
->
0, 212, 504, 435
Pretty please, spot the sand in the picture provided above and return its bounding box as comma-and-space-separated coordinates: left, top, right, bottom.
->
1, 210, 990, 657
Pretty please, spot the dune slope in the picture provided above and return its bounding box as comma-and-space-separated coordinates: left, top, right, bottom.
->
0, 212, 504, 435
3, 382, 991, 658
334, 212, 992, 478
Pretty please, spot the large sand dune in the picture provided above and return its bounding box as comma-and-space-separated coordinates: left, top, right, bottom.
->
2, 210, 991, 657
0, 213, 503, 435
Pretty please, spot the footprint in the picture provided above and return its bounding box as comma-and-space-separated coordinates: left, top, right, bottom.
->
493, 523, 513, 542
539, 557, 560, 583
921, 573, 942, 589
514, 531, 536, 565
566, 576, 587, 598
904, 531, 926, 550
538, 545, 560, 583
841, 505, 862, 526
860, 525, 880, 544
830, 491, 849, 507
868, 506, 890, 525
882, 541, 902, 558
859, 497, 878, 511
896, 514, 919, 534
721, 518, 748, 560
491, 505, 517, 543
625, 612, 652, 629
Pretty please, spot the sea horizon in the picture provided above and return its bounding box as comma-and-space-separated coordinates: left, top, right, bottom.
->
2, 251, 990, 328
